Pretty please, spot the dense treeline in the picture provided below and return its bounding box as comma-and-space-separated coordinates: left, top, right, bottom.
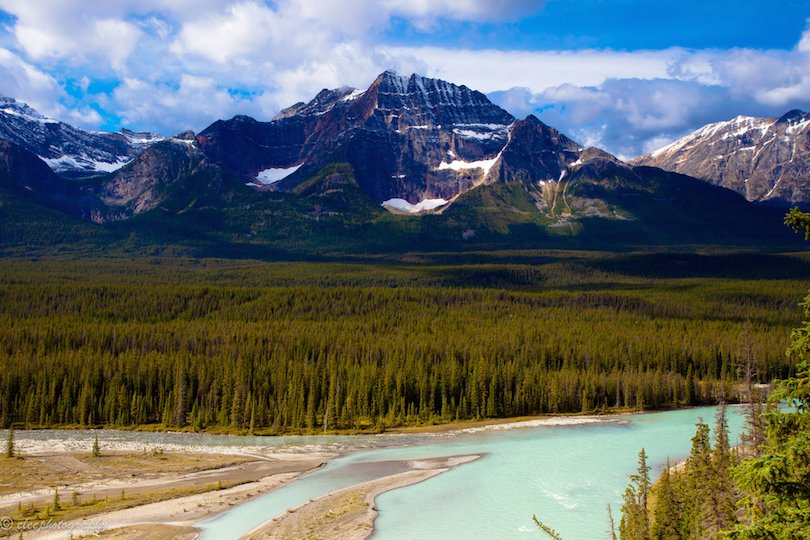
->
0, 253, 805, 433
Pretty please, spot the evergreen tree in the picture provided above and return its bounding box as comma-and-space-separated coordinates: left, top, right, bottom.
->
729, 208, 810, 536
532, 514, 563, 540
702, 403, 736, 538
651, 458, 681, 540
738, 322, 767, 457
620, 448, 651, 540
92, 433, 100, 457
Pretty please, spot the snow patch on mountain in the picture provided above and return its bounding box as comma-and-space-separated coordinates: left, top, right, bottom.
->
342, 89, 364, 101
255, 164, 302, 185
382, 197, 449, 213
436, 156, 499, 174
43, 155, 132, 173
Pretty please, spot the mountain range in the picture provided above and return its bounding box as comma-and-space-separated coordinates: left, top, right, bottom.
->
0, 71, 802, 254
634, 110, 810, 205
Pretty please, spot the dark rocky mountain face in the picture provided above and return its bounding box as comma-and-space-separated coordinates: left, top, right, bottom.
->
197, 71, 522, 209
490, 115, 582, 185
0, 140, 67, 197
633, 110, 810, 204
91, 139, 214, 221
0, 97, 163, 176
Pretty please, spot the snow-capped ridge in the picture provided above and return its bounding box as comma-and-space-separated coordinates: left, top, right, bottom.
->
636, 109, 810, 203
0, 97, 169, 175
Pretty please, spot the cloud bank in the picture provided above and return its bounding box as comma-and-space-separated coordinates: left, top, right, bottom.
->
0, 1, 807, 158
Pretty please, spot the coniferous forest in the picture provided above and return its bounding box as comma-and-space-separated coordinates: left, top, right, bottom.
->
617, 209, 810, 539
0, 250, 807, 434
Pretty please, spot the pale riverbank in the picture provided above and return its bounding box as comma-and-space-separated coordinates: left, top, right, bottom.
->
245, 455, 481, 540
0, 453, 326, 540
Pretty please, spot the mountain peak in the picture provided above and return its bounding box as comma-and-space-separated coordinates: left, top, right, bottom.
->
0, 96, 168, 175
0, 97, 56, 124
635, 109, 810, 204
273, 86, 360, 120
377, 69, 408, 82
777, 109, 809, 124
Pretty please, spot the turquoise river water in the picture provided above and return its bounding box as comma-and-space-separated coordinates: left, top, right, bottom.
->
202, 405, 743, 539
16, 405, 745, 539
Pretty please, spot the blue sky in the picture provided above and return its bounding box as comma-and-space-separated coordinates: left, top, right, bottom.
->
0, 0, 808, 158
385, 0, 809, 51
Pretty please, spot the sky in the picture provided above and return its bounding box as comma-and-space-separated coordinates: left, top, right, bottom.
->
1, 0, 809, 159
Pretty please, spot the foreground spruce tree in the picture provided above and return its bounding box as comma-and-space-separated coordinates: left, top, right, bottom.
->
620, 449, 651, 539
703, 403, 737, 537
650, 458, 681, 540
724, 207, 810, 535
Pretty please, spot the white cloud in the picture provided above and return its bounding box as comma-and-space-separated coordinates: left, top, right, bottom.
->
170, 3, 279, 64
112, 75, 262, 133
0, 47, 102, 126
0, 48, 61, 104
381, 46, 681, 91
0, 0, 807, 160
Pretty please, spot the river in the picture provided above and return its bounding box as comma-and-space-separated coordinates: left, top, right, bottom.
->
15, 405, 745, 539
199, 405, 744, 539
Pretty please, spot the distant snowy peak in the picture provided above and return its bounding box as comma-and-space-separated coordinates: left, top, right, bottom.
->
0, 97, 57, 124
648, 115, 776, 161
120, 128, 166, 147
635, 110, 810, 203
0, 97, 166, 175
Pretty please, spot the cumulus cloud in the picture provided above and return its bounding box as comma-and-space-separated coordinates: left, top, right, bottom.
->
381, 46, 682, 91
489, 28, 810, 157
112, 75, 264, 132
502, 79, 759, 159
0, 0, 808, 158
497, 74, 810, 160
0, 47, 100, 125
0, 0, 544, 132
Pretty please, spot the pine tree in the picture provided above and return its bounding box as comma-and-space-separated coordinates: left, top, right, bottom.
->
620, 448, 651, 539
738, 322, 766, 456
651, 458, 681, 540
702, 403, 736, 538
92, 433, 100, 457
532, 514, 563, 540
173, 361, 187, 427
607, 504, 618, 540
683, 420, 711, 536
733, 359, 810, 538
685, 364, 695, 406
